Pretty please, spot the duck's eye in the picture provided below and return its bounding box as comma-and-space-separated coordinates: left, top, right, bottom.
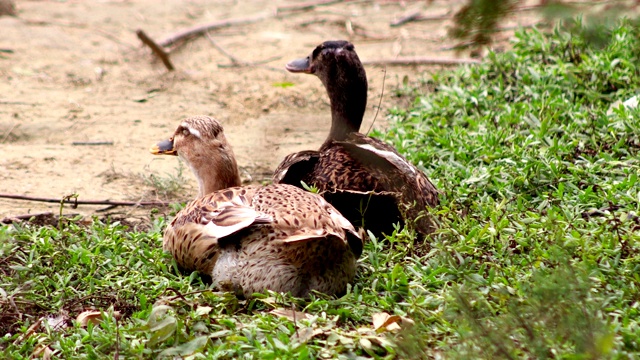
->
182, 129, 190, 136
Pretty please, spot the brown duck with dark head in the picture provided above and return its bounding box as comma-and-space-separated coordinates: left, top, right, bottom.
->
273, 40, 439, 238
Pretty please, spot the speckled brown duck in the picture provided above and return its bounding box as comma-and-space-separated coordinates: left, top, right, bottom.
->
273, 40, 439, 238
151, 115, 362, 298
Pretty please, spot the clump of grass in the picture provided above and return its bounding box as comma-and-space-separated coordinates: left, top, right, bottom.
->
142, 162, 190, 199
379, 19, 640, 358
2, 19, 640, 359
448, 259, 613, 359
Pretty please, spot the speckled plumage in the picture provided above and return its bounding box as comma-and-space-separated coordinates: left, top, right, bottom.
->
152, 116, 362, 298
273, 40, 439, 237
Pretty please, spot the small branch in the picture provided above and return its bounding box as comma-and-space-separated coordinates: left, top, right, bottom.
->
390, 11, 451, 27
581, 205, 622, 219
390, 11, 421, 27
0, 193, 170, 208
439, 41, 476, 52
12, 318, 43, 346
455, 291, 516, 360
158, 13, 271, 48
366, 67, 386, 136
162, 288, 191, 303
363, 56, 481, 66
114, 316, 120, 360
1, 123, 18, 143
0, 100, 37, 106
22, 19, 86, 28
96, 205, 119, 213
205, 32, 244, 66
96, 29, 137, 50
136, 29, 174, 71
297, 18, 388, 40
206, 32, 281, 68
71, 141, 114, 146
217, 56, 282, 69
275, 0, 344, 15
292, 303, 299, 338
492, 21, 543, 33
0, 48, 13, 53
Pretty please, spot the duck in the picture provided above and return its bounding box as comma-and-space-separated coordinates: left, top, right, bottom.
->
150, 115, 362, 298
273, 40, 439, 238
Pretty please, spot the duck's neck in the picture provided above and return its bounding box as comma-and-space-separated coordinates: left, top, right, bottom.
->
322, 69, 368, 142
187, 145, 241, 197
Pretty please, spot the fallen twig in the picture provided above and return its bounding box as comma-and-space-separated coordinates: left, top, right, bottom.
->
439, 41, 477, 51
136, 29, 174, 71
158, 13, 271, 48
366, 67, 386, 135
297, 18, 388, 40
390, 11, 421, 27
205, 32, 244, 66
114, 316, 120, 360
492, 21, 543, 33
22, 19, 86, 28
217, 56, 282, 69
206, 32, 281, 68
275, 0, 344, 15
1, 123, 18, 143
72, 141, 114, 146
96, 29, 137, 50
581, 205, 622, 219
12, 318, 43, 346
0, 100, 37, 105
363, 56, 481, 66
0, 193, 170, 208
390, 10, 451, 27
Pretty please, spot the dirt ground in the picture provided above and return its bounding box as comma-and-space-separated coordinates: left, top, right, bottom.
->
0, 0, 534, 221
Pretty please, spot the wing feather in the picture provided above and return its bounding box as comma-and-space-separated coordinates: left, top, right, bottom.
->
273, 150, 320, 184
202, 206, 272, 239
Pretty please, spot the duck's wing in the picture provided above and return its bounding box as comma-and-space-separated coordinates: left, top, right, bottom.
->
334, 133, 440, 207
164, 186, 273, 274
272, 150, 320, 186
165, 184, 363, 274
253, 184, 363, 258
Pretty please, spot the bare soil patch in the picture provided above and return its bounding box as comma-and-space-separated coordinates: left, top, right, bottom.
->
0, 0, 534, 219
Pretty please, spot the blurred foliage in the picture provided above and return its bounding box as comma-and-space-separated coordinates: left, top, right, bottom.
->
450, 0, 640, 47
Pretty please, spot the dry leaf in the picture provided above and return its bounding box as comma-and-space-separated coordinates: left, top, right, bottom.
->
32, 344, 53, 359
371, 312, 414, 333
76, 311, 102, 327
269, 308, 312, 322
76, 310, 122, 327
195, 306, 213, 316
13, 318, 42, 345
291, 327, 324, 343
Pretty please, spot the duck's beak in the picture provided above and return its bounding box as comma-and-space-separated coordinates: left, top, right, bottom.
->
285, 57, 312, 73
150, 138, 177, 156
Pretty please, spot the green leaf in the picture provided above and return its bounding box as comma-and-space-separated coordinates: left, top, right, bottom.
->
158, 336, 209, 357
147, 316, 177, 347
272, 82, 295, 88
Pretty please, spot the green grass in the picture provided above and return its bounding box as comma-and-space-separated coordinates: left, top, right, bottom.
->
142, 162, 190, 199
2, 20, 640, 358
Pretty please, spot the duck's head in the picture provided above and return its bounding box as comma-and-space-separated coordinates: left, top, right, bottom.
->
286, 40, 366, 84
150, 115, 241, 197
287, 40, 368, 139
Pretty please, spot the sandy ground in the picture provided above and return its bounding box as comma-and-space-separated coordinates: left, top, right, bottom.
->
0, 0, 533, 221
